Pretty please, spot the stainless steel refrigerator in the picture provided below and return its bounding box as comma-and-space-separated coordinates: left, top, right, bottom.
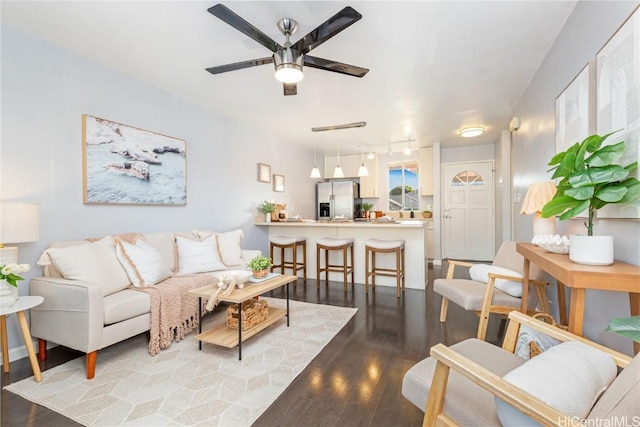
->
317, 181, 359, 220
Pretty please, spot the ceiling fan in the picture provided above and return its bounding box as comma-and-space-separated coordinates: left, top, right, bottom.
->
205, 4, 369, 96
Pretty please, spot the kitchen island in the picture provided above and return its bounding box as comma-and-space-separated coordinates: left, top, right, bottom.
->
255, 220, 428, 290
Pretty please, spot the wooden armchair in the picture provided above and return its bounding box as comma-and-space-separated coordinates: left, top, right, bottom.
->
434, 241, 550, 340
402, 311, 637, 427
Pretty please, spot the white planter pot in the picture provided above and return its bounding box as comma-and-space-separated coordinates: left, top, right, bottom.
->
569, 235, 614, 266
0, 279, 19, 309
265, 213, 271, 222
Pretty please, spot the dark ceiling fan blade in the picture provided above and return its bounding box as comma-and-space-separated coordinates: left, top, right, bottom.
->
283, 83, 297, 96
303, 56, 369, 78
206, 57, 274, 75
208, 4, 281, 52
292, 6, 362, 55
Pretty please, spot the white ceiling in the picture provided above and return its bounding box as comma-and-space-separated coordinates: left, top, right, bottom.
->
1, 1, 577, 155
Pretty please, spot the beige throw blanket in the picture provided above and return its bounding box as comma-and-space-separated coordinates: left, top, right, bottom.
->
133, 274, 217, 355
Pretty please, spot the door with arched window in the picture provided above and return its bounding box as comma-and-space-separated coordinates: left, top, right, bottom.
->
442, 161, 495, 260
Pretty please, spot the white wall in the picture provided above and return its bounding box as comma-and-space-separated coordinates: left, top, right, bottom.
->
0, 26, 316, 356
495, 130, 512, 250
512, 1, 640, 355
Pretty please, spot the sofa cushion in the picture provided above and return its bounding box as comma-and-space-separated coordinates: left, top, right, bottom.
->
115, 239, 172, 287
45, 236, 131, 296
142, 232, 178, 272
402, 338, 525, 426
103, 289, 151, 325
175, 235, 226, 273
496, 341, 617, 426
194, 229, 245, 268
469, 264, 524, 297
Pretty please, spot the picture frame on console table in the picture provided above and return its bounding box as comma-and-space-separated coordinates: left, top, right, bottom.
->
258, 163, 271, 183
82, 114, 186, 205
596, 7, 640, 219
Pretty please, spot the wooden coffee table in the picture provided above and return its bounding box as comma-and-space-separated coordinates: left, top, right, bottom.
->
188, 273, 297, 360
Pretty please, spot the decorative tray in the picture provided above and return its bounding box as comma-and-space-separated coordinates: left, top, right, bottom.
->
248, 272, 280, 284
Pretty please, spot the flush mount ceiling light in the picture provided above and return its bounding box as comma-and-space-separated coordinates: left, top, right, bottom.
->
460, 126, 484, 138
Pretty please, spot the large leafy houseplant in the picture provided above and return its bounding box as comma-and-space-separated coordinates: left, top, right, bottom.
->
541, 132, 640, 235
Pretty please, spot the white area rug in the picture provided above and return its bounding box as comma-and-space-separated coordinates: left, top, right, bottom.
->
5, 298, 357, 426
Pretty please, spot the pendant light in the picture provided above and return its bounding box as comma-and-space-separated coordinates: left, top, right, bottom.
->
333, 130, 344, 178
310, 134, 321, 178
367, 146, 375, 159
357, 129, 369, 177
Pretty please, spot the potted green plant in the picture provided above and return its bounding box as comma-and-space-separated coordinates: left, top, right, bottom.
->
361, 202, 374, 218
606, 316, 640, 344
0, 263, 30, 309
541, 131, 640, 265
258, 200, 276, 222
247, 255, 272, 279
422, 209, 432, 219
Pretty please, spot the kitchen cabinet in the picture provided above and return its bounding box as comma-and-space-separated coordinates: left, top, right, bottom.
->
419, 147, 434, 195
426, 220, 434, 259
359, 156, 379, 198
324, 155, 360, 178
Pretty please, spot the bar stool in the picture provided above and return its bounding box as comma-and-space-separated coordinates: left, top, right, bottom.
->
269, 236, 307, 284
316, 237, 355, 292
364, 239, 406, 297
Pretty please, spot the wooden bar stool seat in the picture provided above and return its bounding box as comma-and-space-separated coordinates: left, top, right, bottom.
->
269, 236, 307, 284
364, 239, 406, 298
316, 237, 355, 292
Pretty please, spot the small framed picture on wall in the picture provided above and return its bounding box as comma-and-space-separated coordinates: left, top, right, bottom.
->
273, 174, 285, 192
258, 163, 271, 183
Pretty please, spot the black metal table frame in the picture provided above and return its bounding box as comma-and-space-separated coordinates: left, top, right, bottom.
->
196, 282, 290, 360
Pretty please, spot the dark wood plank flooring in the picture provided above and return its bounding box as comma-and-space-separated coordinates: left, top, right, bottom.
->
1, 264, 503, 426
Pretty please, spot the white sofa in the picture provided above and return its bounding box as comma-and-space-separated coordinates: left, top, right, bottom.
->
29, 229, 260, 379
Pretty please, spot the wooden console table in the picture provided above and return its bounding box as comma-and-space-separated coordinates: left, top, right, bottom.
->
517, 242, 640, 353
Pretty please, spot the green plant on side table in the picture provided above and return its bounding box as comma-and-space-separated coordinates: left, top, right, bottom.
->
541, 131, 640, 265
247, 255, 273, 279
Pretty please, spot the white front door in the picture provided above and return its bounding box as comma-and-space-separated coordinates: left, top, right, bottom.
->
442, 161, 495, 261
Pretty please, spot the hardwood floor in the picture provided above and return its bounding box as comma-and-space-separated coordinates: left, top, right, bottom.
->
1, 264, 503, 426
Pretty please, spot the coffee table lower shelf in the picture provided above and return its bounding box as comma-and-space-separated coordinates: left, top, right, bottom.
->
195, 307, 286, 348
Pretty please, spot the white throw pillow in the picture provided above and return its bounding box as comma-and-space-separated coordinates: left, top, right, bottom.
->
115, 239, 172, 287
194, 229, 244, 267
496, 341, 617, 426
469, 264, 524, 297
46, 236, 131, 296
175, 235, 226, 274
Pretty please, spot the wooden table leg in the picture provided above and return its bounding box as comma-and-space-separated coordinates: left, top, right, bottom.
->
568, 288, 585, 337
520, 258, 531, 313
630, 293, 640, 355
16, 311, 42, 382
556, 281, 567, 326
1, 315, 8, 374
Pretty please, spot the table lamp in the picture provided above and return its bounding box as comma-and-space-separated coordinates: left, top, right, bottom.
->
520, 181, 557, 236
0, 202, 40, 264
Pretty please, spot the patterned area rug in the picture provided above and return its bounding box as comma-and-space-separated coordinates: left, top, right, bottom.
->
5, 298, 357, 426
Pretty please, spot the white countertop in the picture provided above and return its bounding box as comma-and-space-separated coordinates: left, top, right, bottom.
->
255, 220, 428, 228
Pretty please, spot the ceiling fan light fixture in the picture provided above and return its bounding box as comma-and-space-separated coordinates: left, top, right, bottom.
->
460, 126, 484, 138
274, 48, 304, 83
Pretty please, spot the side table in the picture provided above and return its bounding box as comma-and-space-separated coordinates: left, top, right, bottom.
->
1, 295, 44, 382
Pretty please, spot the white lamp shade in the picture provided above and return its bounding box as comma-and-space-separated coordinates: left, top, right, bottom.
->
310, 167, 321, 178
333, 165, 344, 178
521, 181, 557, 215
357, 163, 369, 177
0, 202, 40, 244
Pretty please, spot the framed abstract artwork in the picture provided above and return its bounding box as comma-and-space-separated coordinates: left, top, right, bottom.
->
555, 63, 594, 154
273, 174, 285, 192
596, 7, 640, 219
82, 114, 186, 205
258, 163, 271, 183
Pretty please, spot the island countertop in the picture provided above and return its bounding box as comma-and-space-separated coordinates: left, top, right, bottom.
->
256, 220, 428, 290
